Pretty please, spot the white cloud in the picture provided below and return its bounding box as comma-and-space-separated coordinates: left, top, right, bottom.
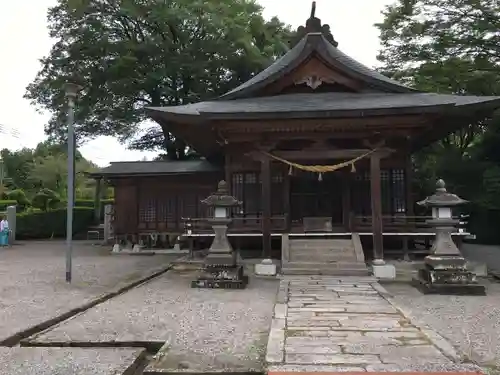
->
0, 0, 393, 167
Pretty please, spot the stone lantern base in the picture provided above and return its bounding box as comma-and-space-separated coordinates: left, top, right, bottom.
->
191, 264, 249, 289
412, 255, 486, 296
191, 219, 248, 289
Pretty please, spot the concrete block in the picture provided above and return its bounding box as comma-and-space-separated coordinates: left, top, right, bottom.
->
373, 263, 396, 280
255, 258, 277, 276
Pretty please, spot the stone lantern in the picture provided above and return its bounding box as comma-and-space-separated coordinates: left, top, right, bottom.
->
191, 180, 248, 289
413, 179, 485, 295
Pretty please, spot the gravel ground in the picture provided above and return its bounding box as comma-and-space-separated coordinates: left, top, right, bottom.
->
28, 271, 278, 373
385, 281, 500, 368
462, 243, 500, 275
0, 240, 177, 342
0, 347, 144, 375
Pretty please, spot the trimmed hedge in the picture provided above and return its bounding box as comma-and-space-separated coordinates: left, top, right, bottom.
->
16, 207, 94, 240
74, 199, 114, 220
0, 200, 17, 211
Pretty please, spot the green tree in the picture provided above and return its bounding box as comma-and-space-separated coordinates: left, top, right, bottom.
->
25, 0, 292, 158
376, 0, 500, 199
29, 154, 96, 197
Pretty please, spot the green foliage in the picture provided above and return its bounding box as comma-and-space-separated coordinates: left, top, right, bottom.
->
32, 188, 62, 211
376, 0, 500, 155
25, 0, 292, 158
0, 200, 17, 211
5, 189, 31, 208
0, 140, 103, 206
16, 207, 94, 240
377, 0, 500, 242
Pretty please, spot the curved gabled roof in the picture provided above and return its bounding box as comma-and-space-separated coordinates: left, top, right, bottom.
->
217, 33, 418, 101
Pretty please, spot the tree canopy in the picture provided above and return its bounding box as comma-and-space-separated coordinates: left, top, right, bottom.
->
1, 141, 99, 202
25, 0, 292, 159
376, 0, 500, 236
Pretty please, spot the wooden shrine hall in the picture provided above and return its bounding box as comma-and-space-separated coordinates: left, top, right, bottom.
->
92, 3, 500, 268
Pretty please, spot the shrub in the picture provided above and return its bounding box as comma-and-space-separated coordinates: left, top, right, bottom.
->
75, 199, 94, 208
73, 199, 114, 221
6, 189, 30, 209
16, 207, 94, 240
32, 188, 62, 211
0, 200, 17, 211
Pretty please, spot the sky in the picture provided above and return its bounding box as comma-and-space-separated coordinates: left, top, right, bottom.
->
0, 0, 394, 167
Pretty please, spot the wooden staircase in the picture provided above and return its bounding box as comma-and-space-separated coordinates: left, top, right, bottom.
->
281, 234, 369, 276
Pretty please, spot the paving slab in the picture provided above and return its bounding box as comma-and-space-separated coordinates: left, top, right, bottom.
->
26, 271, 278, 373
266, 276, 482, 373
0, 241, 178, 343
0, 347, 144, 375
385, 281, 500, 368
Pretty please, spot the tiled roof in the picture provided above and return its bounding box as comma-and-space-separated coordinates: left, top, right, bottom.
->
90, 160, 220, 177
218, 33, 416, 100
147, 92, 500, 119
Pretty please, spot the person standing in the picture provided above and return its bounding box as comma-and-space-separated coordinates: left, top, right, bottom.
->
0, 216, 9, 247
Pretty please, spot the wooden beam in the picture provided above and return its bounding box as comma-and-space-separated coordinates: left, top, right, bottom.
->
273, 148, 394, 160
216, 115, 431, 131
223, 130, 417, 143
261, 156, 272, 258
370, 152, 384, 262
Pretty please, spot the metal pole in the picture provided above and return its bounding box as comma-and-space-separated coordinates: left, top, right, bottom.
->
64, 83, 80, 283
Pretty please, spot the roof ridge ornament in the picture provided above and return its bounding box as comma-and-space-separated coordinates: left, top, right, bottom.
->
291, 1, 338, 48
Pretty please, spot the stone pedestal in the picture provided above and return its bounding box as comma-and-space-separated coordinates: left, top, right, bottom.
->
192, 221, 248, 289
413, 223, 485, 295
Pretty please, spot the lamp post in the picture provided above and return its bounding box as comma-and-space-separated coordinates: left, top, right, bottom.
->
192, 180, 247, 289
413, 179, 485, 295
64, 82, 82, 283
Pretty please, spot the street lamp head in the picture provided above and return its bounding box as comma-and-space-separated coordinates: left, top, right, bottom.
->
64, 82, 82, 99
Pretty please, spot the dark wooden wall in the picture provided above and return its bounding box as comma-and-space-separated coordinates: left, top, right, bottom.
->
111, 173, 222, 235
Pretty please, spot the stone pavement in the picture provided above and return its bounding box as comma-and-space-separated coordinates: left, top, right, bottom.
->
266, 276, 482, 373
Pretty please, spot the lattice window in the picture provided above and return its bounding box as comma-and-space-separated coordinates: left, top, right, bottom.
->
392, 169, 406, 214
381, 170, 391, 214
139, 199, 156, 222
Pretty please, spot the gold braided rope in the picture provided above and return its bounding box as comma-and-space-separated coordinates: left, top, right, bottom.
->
262, 149, 376, 174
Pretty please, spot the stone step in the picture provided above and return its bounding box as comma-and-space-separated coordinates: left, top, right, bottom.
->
290, 245, 354, 251
290, 240, 352, 247
289, 247, 354, 254
285, 261, 367, 268
291, 253, 358, 262
282, 266, 370, 276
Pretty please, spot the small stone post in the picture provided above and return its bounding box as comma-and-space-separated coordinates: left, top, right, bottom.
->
6, 205, 16, 243
103, 204, 113, 245
412, 179, 485, 295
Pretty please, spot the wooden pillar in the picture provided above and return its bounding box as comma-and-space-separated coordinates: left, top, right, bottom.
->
370, 153, 384, 263
283, 168, 291, 231
405, 152, 414, 216
261, 157, 272, 258
342, 170, 351, 231
94, 177, 102, 224
224, 153, 231, 192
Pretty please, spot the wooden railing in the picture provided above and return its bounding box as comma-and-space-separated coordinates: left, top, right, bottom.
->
181, 215, 288, 235
351, 215, 468, 233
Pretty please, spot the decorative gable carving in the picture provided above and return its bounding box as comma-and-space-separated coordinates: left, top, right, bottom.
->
263, 57, 362, 95
294, 75, 336, 90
